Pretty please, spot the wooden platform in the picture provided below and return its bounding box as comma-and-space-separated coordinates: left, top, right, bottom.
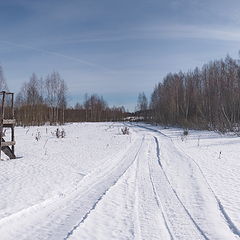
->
0, 91, 16, 159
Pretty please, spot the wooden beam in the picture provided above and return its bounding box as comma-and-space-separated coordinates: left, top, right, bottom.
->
3, 119, 16, 125
1, 141, 16, 147
0, 91, 14, 95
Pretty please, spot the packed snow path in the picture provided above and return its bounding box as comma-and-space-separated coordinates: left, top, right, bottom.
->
0, 123, 239, 240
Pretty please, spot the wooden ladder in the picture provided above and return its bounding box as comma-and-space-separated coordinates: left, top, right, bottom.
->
0, 91, 16, 159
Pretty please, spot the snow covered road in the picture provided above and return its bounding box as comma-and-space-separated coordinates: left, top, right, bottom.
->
0, 123, 239, 239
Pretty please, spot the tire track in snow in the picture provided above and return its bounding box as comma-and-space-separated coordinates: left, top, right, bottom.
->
147, 159, 175, 240
68, 135, 176, 240
153, 136, 210, 240
0, 135, 143, 240
133, 144, 142, 240
63, 136, 145, 240
172, 140, 240, 238
67, 136, 145, 240
129, 124, 238, 239
133, 123, 239, 238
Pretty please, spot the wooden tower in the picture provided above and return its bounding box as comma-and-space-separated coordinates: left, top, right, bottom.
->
0, 91, 16, 159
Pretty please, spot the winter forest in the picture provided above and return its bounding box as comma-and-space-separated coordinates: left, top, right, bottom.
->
1, 53, 240, 132
140, 54, 240, 132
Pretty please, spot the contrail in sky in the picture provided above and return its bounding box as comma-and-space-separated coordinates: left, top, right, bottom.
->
0, 40, 114, 73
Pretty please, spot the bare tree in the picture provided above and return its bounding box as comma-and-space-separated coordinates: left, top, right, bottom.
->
45, 72, 67, 124
136, 92, 148, 111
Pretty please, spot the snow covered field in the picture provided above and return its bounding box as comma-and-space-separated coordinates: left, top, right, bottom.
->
0, 122, 239, 240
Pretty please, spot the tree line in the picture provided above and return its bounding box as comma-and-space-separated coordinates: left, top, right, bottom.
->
66, 94, 126, 122
5, 52, 240, 130
0, 67, 127, 125
148, 54, 240, 132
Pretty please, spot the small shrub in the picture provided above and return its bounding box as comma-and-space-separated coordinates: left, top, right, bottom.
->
35, 130, 41, 141
56, 128, 66, 138
61, 128, 66, 138
181, 129, 189, 141
56, 128, 60, 138
183, 129, 189, 136
121, 127, 130, 135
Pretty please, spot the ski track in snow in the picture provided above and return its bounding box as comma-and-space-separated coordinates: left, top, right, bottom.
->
0, 122, 239, 240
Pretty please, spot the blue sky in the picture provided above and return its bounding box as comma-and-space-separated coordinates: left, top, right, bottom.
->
0, 0, 240, 111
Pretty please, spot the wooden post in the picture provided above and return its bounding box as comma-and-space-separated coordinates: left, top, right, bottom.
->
11, 93, 15, 155
11, 93, 14, 119
0, 91, 6, 160
11, 125, 14, 155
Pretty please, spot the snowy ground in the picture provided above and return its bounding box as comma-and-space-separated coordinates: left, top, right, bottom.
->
0, 122, 239, 240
